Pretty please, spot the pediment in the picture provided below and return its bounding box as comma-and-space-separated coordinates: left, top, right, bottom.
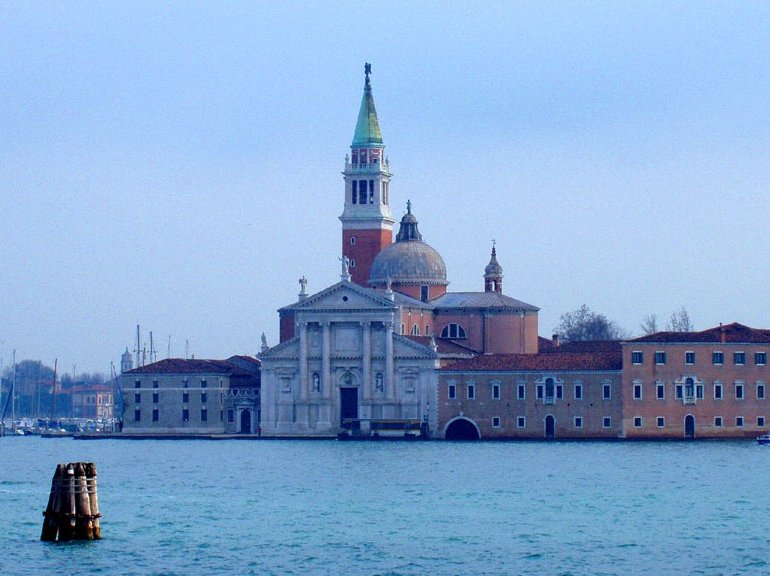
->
284, 281, 396, 312
394, 334, 437, 359
258, 337, 299, 360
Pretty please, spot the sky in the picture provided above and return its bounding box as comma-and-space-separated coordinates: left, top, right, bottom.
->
2, 1, 769, 376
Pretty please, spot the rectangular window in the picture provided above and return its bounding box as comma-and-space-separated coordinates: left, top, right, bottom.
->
134, 409, 141, 422
201, 380, 207, 388
734, 351, 746, 365
685, 351, 695, 365
134, 393, 141, 404
634, 417, 643, 428
603, 417, 612, 428
201, 408, 208, 422
182, 392, 189, 403
675, 385, 683, 399
657, 417, 665, 428
517, 416, 526, 428
736, 383, 744, 400
574, 416, 583, 428
351, 180, 358, 204
633, 383, 642, 400
655, 351, 666, 365
632, 351, 643, 364
656, 383, 665, 400
713, 351, 724, 365
602, 384, 611, 400
757, 383, 765, 400
134, 380, 141, 389
182, 408, 189, 422
492, 384, 500, 400
536, 385, 544, 400
714, 382, 723, 399
400, 323, 405, 335
517, 384, 525, 400
369, 180, 374, 203
758, 416, 766, 427
736, 416, 744, 427
152, 408, 159, 422
467, 384, 476, 400
574, 384, 583, 400
152, 380, 158, 389
714, 416, 723, 427
492, 417, 501, 428
420, 285, 429, 302
556, 385, 564, 399
448, 385, 456, 400
755, 352, 767, 365
696, 385, 704, 400
201, 392, 208, 403
152, 393, 159, 404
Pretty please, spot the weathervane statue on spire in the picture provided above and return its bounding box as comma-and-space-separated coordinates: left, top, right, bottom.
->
364, 62, 372, 87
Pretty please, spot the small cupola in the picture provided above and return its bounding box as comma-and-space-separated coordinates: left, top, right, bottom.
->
484, 243, 503, 293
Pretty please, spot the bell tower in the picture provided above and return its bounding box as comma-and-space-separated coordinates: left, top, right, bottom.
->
340, 63, 395, 286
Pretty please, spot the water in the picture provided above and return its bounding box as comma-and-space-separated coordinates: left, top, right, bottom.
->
1, 437, 768, 575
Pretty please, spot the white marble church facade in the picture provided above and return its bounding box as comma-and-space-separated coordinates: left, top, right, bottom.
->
259, 276, 439, 437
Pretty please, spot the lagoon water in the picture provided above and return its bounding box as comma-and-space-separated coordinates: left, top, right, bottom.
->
1, 437, 768, 575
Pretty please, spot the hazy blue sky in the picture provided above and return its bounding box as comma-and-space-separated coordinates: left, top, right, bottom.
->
2, 1, 769, 375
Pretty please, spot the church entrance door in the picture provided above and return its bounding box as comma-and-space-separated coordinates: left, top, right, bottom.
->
340, 387, 358, 426
240, 409, 251, 434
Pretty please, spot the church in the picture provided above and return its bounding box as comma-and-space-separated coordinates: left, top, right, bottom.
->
258, 65, 540, 438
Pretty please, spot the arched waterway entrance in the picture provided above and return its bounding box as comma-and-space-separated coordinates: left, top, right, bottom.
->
545, 415, 555, 439
444, 418, 480, 440
684, 414, 695, 439
240, 409, 252, 434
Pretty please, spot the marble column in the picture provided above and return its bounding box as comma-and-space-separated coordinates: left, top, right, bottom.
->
299, 322, 308, 398
361, 321, 371, 399
322, 322, 331, 398
385, 320, 395, 400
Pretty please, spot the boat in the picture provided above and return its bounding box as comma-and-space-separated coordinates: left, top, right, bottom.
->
757, 434, 770, 445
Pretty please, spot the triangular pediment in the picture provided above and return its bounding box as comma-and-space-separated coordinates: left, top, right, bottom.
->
281, 281, 397, 312
394, 334, 438, 359
258, 337, 299, 360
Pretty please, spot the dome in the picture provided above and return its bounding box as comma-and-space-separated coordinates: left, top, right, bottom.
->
484, 246, 503, 276
369, 201, 447, 286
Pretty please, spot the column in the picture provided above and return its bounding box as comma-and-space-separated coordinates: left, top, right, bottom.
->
385, 320, 395, 399
322, 322, 331, 398
361, 321, 371, 399
299, 322, 308, 398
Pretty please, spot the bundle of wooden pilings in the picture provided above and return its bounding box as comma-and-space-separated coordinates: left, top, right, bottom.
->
41, 462, 102, 542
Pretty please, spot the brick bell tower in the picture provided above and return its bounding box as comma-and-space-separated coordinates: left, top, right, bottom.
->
340, 63, 395, 286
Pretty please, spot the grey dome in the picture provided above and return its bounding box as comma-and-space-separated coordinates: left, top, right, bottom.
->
369, 201, 447, 286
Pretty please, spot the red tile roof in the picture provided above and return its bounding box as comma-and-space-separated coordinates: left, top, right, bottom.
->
125, 358, 253, 376
441, 351, 622, 372
541, 340, 623, 354
629, 322, 770, 344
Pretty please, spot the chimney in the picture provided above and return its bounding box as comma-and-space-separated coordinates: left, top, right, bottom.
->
552, 333, 560, 348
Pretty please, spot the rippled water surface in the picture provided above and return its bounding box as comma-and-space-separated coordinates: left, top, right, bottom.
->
1, 437, 769, 575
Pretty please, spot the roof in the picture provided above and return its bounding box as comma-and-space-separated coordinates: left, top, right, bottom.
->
628, 322, 770, 344
541, 340, 623, 354
441, 351, 622, 372
124, 358, 253, 377
432, 292, 539, 312
352, 70, 383, 146
405, 336, 478, 356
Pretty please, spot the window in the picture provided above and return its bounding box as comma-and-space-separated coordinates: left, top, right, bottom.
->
684, 377, 695, 399
736, 383, 744, 400
675, 385, 683, 399
227, 410, 234, 423
657, 417, 665, 428
134, 392, 141, 404
633, 382, 642, 400
632, 351, 644, 364
634, 417, 643, 428
758, 383, 766, 400
369, 180, 374, 203
758, 417, 766, 427
182, 391, 189, 403
696, 385, 704, 399
492, 384, 500, 400
655, 351, 666, 365
574, 383, 583, 400
536, 385, 544, 400
714, 381, 723, 400
656, 382, 665, 400
556, 385, 564, 400
420, 285, 429, 302
440, 323, 467, 339
517, 384, 525, 400
734, 351, 746, 365
467, 384, 476, 400
152, 393, 159, 404
756, 352, 767, 366
134, 409, 141, 422
152, 408, 159, 422
201, 392, 207, 403
134, 380, 141, 389
603, 383, 611, 400
201, 380, 207, 388
152, 380, 159, 389
517, 416, 526, 428
492, 417, 501, 428
201, 408, 208, 422
350, 259, 356, 268
400, 323, 405, 335
736, 416, 744, 427
685, 351, 695, 365
714, 416, 723, 427
182, 408, 189, 422
352, 180, 358, 203
350, 236, 356, 245
410, 324, 420, 336
713, 351, 724, 365
448, 384, 456, 400
603, 417, 612, 428
574, 416, 583, 428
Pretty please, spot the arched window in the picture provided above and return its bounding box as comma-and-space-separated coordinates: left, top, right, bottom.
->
410, 325, 420, 336
440, 323, 467, 339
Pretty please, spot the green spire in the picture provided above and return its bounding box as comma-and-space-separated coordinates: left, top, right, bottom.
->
352, 62, 383, 147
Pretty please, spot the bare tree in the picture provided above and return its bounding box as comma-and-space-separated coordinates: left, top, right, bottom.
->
666, 306, 693, 332
640, 313, 659, 335
555, 304, 628, 342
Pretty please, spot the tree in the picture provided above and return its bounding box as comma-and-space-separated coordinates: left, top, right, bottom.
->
554, 304, 628, 342
640, 313, 659, 335
666, 306, 693, 332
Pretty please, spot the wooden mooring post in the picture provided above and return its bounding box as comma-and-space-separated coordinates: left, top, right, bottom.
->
41, 462, 102, 542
